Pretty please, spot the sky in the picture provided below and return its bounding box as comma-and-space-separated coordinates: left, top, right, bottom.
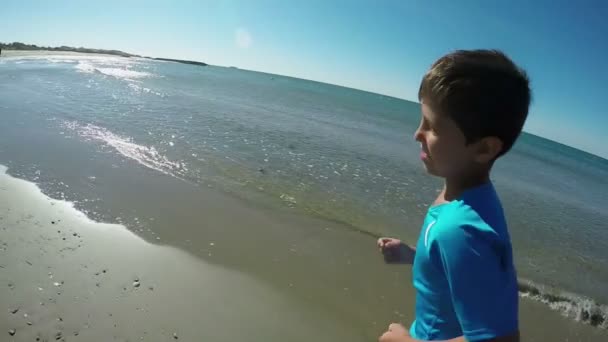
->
1, 0, 607, 158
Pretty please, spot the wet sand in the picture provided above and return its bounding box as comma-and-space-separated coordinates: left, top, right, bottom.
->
0, 165, 382, 341
1, 163, 606, 342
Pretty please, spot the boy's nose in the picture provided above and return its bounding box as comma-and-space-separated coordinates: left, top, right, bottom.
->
413, 128, 423, 142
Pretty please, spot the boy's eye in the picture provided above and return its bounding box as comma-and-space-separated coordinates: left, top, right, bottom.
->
420, 116, 438, 133
421, 117, 431, 128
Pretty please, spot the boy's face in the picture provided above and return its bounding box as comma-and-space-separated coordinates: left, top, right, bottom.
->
414, 102, 477, 178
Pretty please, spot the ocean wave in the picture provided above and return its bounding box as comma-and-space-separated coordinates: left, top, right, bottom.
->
96, 67, 152, 79
63, 121, 185, 178
75, 61, 152, 80
3, 54, 126, 65
127, 83, 165, 97
74, 61, 96, 73
1, 54, 154, 81
1, 54, 155, 81
518, 279, 608, 329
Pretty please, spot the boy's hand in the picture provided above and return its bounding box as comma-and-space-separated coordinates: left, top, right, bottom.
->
378, 237, 416, 264
379, 323, 413, 342
377, 237, 402, 251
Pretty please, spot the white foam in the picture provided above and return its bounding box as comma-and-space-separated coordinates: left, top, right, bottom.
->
75, 61, 151, 80
3, 54, 154, 81
75, 61, 96, 73
128, 83, 142, 91
519, 279, 608, 329
127, 83, 165, 97
95, 67, 151, 79
63, 121, 184, 177
3, 54, 126, 64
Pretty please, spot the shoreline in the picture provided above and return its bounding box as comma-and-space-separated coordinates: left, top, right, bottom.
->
1, 164, 606, 341
0, 165, 366, 341
0, 49, 128, 59
0, 49, 209, 67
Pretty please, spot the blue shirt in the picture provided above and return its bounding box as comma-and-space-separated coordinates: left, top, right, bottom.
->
410, 182, 518, 341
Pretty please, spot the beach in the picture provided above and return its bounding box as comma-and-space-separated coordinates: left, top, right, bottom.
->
1, 51, 607, 341
1, 160, 604, 342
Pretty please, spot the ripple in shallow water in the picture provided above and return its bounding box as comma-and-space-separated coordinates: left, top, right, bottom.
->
63, 121, 186, 177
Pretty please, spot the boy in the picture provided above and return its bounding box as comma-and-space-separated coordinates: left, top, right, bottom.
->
377, 50, 530, 342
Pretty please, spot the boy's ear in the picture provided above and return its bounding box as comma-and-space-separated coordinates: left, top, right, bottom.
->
474, 136, 503, 163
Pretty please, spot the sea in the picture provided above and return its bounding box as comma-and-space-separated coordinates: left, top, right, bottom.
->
1, 53, 607, 329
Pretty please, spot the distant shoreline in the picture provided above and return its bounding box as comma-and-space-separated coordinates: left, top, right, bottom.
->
0, 42, 138, 58
152, 57, 207, 67
0, 42, 208, 67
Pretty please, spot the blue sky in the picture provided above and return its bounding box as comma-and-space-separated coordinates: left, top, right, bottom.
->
1, 0, 607, 158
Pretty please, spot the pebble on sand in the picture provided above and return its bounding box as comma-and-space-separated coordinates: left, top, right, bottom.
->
8, 329, 16, 336
173, 332, 179, 339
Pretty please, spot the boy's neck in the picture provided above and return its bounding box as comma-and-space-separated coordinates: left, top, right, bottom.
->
438, 170, 490, 204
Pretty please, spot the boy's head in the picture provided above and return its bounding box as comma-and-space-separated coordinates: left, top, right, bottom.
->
414, 49, 531, 179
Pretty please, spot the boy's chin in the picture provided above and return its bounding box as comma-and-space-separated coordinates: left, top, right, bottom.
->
421, 162, 444, 177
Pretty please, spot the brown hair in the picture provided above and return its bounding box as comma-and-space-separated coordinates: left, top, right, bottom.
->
418, 49, 531, 157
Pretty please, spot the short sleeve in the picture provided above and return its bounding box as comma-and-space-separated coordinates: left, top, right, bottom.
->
428, 222, 518, 341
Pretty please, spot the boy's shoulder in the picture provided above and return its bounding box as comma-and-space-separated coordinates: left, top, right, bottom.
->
429, 183, 509, 247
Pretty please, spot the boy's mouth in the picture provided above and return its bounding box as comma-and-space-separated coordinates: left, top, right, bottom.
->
419, 144, 430, 160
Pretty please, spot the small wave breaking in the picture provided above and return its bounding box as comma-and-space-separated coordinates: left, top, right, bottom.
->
75, 61, 152, 80
2, 54, 156, 82
127, 83, 165, 97
518, 279, 608, 329
63, 121, 185, 178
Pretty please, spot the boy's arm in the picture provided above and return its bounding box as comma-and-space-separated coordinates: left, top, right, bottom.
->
429, 223, 518, 342
379, 323, 464, 342
379, 323, 519, 342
